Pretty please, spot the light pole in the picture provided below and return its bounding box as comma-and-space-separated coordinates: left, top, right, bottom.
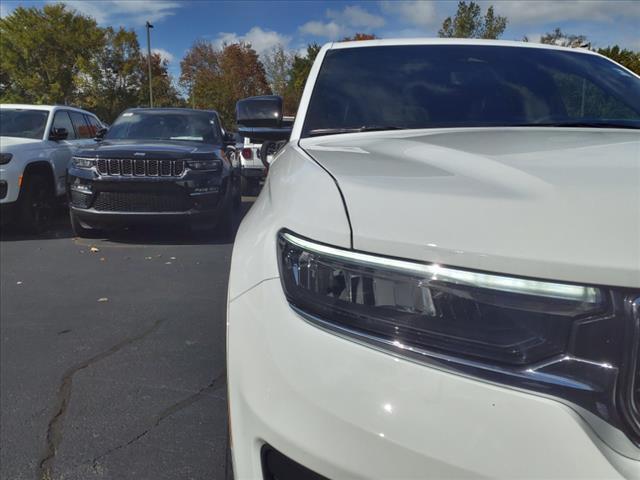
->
146, 21, 154, 107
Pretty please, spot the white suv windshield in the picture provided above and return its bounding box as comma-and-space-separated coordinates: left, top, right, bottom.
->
0, 109, 49, 139
302, 45, 640, 137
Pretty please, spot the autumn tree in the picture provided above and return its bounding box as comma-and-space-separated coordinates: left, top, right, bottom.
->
0, 4, 104, 104
78, 27, 142, 122
438, 1, 507, 39
341, 33, 378, 41
139, 52, 181, 109
179, 41, 269, 128
540, 28, 588, 48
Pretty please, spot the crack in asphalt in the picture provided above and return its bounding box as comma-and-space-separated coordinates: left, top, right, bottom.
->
37, 318, 167, 480
91, 370, 227, 471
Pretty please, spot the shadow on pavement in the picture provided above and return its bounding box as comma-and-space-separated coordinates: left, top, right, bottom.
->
0, 198, 255, 246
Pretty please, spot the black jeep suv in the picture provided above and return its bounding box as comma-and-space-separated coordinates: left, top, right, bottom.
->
67, 108, 240, 237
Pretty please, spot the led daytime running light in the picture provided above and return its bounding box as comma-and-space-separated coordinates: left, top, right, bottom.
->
281, 232, 600, 303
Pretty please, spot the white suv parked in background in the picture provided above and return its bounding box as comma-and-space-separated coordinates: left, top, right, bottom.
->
0, 104, 104, 232
228, 39, 640, 479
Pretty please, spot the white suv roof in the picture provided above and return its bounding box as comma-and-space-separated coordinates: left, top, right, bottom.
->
330, 37, 599, 56
0, 104, 97, 115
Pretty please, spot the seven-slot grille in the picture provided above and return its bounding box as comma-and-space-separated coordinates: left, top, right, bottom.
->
97, 158, 185, 177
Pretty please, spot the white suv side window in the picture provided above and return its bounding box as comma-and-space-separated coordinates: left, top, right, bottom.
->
51, 110, 76, 139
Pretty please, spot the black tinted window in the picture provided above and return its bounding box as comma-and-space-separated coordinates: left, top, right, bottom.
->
0, 109, 49, 139
52, 111, 76, 140
106, 110, 222, 144
302, 45, 640, 136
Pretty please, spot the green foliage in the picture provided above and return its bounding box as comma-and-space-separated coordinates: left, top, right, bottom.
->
139, 53, 182, 110
540, 28, 588, 48
0, 3, 181, 121
438, 1, 507, 39
282, 43, 321, 115
78, 27, 142, 122
598, 45, 640, 75
0, 4, 103, 104
263, 45, 293, 97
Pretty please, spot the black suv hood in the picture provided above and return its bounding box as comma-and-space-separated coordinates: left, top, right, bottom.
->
76, 140, 221, 159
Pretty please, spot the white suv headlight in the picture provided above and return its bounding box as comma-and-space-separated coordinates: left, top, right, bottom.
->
0, 153, 13, 165
277, 230, 640, 450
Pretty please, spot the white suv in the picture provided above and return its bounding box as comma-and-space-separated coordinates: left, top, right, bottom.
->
227, 39, 640, 479
0, 104, 104, 232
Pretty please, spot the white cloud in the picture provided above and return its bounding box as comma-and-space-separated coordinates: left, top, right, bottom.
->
60, 0, 181, 26
299, 20, 345, 39
489, 0, 640, 25
327, 5, 385, 29
214, 27, 292, 56
380, 0, 438, 27
152, 48, 174, 63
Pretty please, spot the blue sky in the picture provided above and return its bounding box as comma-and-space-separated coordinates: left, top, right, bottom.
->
2, 0, 639, 81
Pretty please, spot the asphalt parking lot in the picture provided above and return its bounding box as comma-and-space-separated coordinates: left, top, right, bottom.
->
0, 201, 252, 480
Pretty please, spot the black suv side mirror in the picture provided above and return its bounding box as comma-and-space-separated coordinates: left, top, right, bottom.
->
49, 127, 69, 141
95, 127, 108, 140
236, 95, 291, 142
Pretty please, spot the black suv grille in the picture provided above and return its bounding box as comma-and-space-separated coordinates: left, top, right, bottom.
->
97, 158, 185, 177
70, 190, 92, 208
93, 191, 189, 212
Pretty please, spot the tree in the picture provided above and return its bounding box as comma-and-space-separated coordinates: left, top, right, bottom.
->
438, 1, 507, 39
282, 43, 321, 114
598, 45, 640, 75
78, 27, 142, 122
179, 41, 269, 128
139, 53, 181, 108
0, 4, 104, 104
263, 45, 293, 97
179, 39, 220, 109
341, 33, 378, 41
540, 28, 588, 48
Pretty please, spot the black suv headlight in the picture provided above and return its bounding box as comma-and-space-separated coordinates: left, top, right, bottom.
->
278, 230, 640, 451
187, 159, 221, 171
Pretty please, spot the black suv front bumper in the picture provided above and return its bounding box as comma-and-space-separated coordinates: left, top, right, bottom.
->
67, 165, 231, 228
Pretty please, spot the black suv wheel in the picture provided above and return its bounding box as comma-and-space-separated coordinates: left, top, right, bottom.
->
18, 174, 53, 234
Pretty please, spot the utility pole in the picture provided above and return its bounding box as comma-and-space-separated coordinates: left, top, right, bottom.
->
146, 21, 154, 107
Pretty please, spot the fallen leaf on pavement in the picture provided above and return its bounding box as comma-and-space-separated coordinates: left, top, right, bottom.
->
97, 297, 108, 302
90, 247, 100, 253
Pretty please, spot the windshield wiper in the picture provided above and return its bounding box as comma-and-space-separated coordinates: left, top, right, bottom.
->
307, 125, 406, 137
514, 121, 639, 129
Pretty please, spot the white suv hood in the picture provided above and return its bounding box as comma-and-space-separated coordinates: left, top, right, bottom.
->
0, 136, 44, 151
301, 128, 640, 288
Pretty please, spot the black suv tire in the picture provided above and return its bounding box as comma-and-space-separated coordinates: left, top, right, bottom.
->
69, 209, 98, 238
18, 174, 53, 234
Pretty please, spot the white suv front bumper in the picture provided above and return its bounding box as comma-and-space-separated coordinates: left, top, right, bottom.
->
228, 278, 639, 479
0, 163, 22, 204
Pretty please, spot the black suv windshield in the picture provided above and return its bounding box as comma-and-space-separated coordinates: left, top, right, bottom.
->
0, 109, 49, 139
302, 45, 640, 137
106, 110, 222, 144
